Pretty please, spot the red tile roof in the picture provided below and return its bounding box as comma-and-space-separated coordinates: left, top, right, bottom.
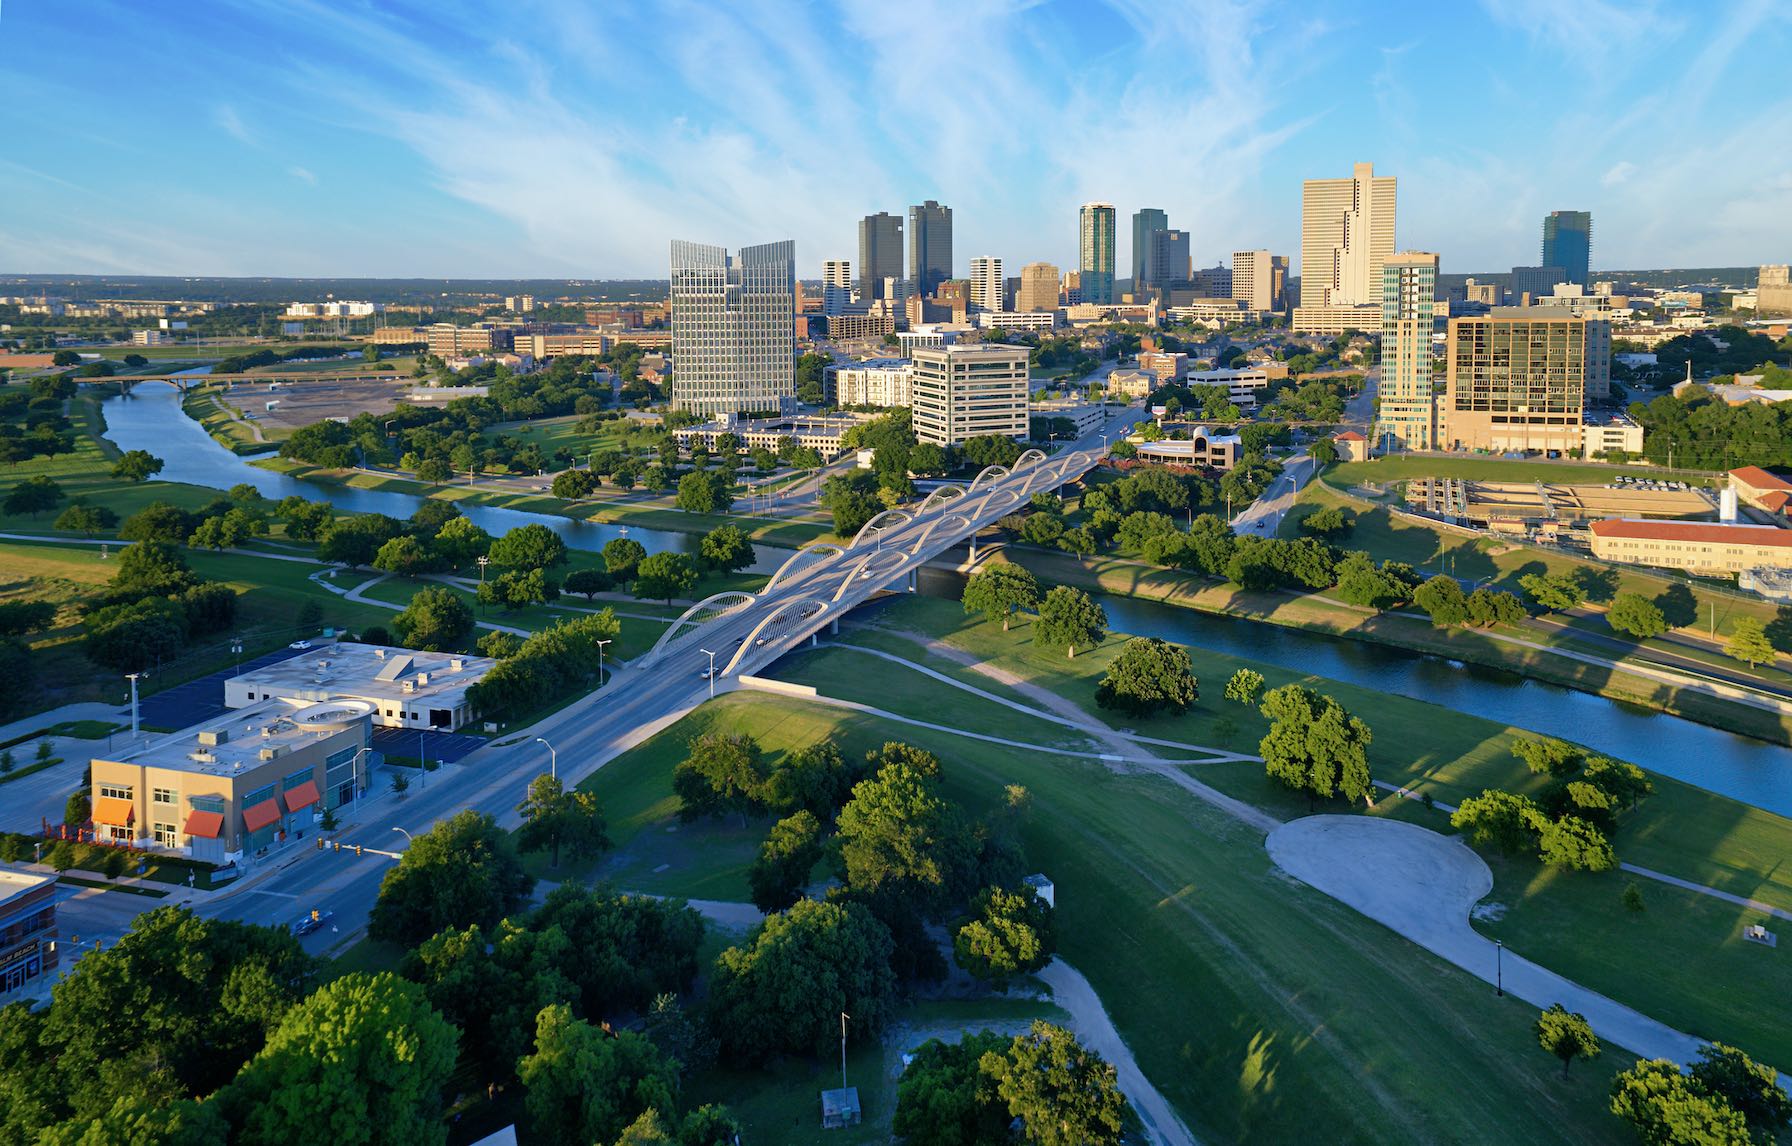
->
1760, 491, 1792, 513
1334, 431, 1367, 442
1589, 518, 1792, 547
1729, 466, 1792, 492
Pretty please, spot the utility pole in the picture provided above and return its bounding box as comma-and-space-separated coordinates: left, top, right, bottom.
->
840, 1011, 850, 1091
126, 672, 141, 738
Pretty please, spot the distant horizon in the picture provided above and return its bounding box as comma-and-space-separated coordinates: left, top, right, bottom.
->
2, 2, 1788, 280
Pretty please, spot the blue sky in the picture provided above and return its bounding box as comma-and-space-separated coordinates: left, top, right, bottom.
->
1, 0, 1788, 280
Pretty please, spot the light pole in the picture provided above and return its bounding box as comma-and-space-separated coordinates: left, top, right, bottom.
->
230, 638, 243, 674
534, 736, 557, 781
594, 638, 611, 687
1495, 939, 1504, 997
126, 672, 142, 737
699, 648, 718, 698
392, 827, 413, 846
351, 746, 374, 800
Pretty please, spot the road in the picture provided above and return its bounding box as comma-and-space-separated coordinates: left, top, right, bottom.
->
191, 419, 1135, 948
1230, 453, 1314, 536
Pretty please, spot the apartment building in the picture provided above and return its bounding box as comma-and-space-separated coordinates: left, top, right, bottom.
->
969, 257, 1004, 314
825, 358, 913, 407
911, 344, 1030, 446
1377, 251, 1440, 451
1137, 350, 1187, 383
1442, 306, 1611, 454
1233, 249, 1289, 313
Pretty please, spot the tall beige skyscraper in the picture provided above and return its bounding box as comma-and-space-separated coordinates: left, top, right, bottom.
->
969, 256, 1005, 313
1375, 251, 1438, 452
1301, 162, 1396, 308
1232, 250, 1288, 312
1017, 261, 1061, 312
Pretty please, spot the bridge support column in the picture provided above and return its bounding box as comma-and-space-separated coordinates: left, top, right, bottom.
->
906, 568, 916, 593
968, 540, 977, 564
830, 618, 839, 635
810, 632, 818, 648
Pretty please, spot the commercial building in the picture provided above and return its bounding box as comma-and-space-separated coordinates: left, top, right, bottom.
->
896, 324, 969, 356
286, 301, 382, 318
1189, 264, 1232, 299
504, 294, 536, 313
1233, 250, 1288, 313
1588, 518, 1792, 577
1078, 203, 1117, 304
1300, 162, 1396, 308
1376, 252, 1441, 451
1442, 307, 1611, 454
426, 323, 509, 357
512, 331, 612, 360
0, 867, 58, 996
669, 238, 797, 417
979, 310, 1060, 332
1135, 429, 1243, 470
969, 257, 1004, 314
1030, 400, 1106, 438
1580, 410, 1645, 460
1130, 208, 1168, 294
825, 358, 913, 407
90, 698, 375, 862
911, 344, 1030, 446
1291, 304, 1380, 334
1147, 230, 1192, 294
1510, 265, 1568, 303
1187, 366, 1279, 407
131, 329, 172, 346
907, 201, 953, 299
1463, 279, 1504, 306
1137, 349, 1187, 383
1106, 368, 1157, 398
822, 260, 854, 316
821, 309, 896, 342
226, 644, 496, 732
1759, 265, 1792, 317
372, 325, 429, 346
1333, 430, 1370, 462
1729, 467, 1792, 515
1017, 261, 1061, 313
1542, 211, 1593, 286
858, 213, 904, 302
674, 414, 860, 456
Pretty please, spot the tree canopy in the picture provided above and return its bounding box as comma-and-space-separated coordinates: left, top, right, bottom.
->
962, 564, 1040, 631
1033, 585, 1107, 658
1257, 684, 1374, 809
369, 810, 535, 945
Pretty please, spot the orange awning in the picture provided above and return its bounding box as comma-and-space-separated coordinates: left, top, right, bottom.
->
183, 810, 224, 839
282, 781, 319, 813
93, 796, 135, 826
242, 799, 281, 833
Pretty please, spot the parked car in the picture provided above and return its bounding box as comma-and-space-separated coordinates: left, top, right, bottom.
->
288, 639, 313, 650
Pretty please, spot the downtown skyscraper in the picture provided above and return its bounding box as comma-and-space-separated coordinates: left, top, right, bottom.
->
1300, 162, 1397, 307
1542, 210, 1593, 287
857, 212, 904, 302
1079, 202, 1116, 305
1130, 207, 1167, 293
908, 200, 953, 298
669, 239, 796, 418
1375, 251, 1439, 452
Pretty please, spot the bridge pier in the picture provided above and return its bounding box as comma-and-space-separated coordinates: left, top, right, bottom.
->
906, 568, 916, 593
810, 632, 818, 648
830, 618, 839, 636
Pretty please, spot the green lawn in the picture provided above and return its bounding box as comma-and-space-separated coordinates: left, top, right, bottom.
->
579, 684, 1624, 1143
181, 384, 279, 453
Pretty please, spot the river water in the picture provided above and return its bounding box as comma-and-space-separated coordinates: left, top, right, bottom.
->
917, 570, 1792, 818
100, 380, 782, 571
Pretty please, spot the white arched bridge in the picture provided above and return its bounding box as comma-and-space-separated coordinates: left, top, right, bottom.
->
641, 444, 1106, 682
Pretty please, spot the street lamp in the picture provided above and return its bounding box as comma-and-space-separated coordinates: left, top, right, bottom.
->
230, 638, 243, 674
392, 827, 413, 845
1495, 939, 1504, 997
352, 746, 374, 800
699, 648, 718, 698
594, 638, 612, 687
125, 672, 142, 737
534, 736, 557, 781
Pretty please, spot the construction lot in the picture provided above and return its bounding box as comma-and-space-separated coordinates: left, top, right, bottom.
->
211, 375, 418, 435
1406, 477, 1716, 533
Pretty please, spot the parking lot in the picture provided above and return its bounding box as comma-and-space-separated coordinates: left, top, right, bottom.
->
371, 725, 486, 764
138, 647, 311, 730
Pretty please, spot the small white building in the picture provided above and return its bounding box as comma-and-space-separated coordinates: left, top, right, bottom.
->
825, 358, 912, 407
225, 643, 497, 731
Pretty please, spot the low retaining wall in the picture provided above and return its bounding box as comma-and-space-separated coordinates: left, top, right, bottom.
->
737, 675, 818, 698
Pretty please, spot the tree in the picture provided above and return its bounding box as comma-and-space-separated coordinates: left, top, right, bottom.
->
109, 449, 165, 483
1534, 1004, 1600, 1079
1519, 571, 1585, 614
954, 885, 1055, 989
1724, 617, 1776, 668
1450, 790, 1540, 855
479, 567, 560, 610
218, 972, 458, 1146
1688, 1042, 1792, 1140
1309, 436, 1339, 465
603, 537, 647, 580
820, 471, 883, 537
1298, 504, 1352, 537
549, 468, 594, 500
1033, 586, 1106, 659
563, 567, 612, 600
835, 760, 978, 915
119, 501, 195, 543
1413, 575, 1470, 627
431, 515, 492, 568
317, 514, 403, 568
697, 524, 755, 574
1258, 684, 1374, 810
371, 535, 436, 577
707, 898, 897, 1062
633, 551, 697, 605
673, 732, 768, 823
1623, 881, 1646, 912
516, 772, 610, 869
1224, 668, 1265, 705
389, 586, 474, 651
1534, 813, 1617, 872
1608, 591, 1668, 639
518, 1004, 677, 1146
980, 1022, 1133, 1146
489, 522, 568, 571
1610, 1059, 1751, 1146
85, 597, 188, 672
675, 470, 733, 514
1333, 552, 1415, 612
5, 475, 65, 518
894, 1032, 1012, 1146
368, 810, 534, 945
1095, 636, 1197, 717
1465, 587, 1527, 628
747, 810, 823, 913
962, 564, 1039, 631
106, 537, 198, 601
55, 501, 118, 536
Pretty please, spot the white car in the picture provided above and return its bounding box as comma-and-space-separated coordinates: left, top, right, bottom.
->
289, 640, 313, 650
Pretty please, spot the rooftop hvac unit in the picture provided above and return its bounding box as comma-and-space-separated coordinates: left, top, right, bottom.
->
261, 727, 272, 739
450, 658, 464, 672
188, 751, 216, 764
197, 728, 230, 746
259, 746, 285, 761
401, 680, 416, 693
374, 648, 387, 659
415, 672, 429, 686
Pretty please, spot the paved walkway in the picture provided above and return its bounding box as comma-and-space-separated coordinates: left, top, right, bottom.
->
0, 701, 127, 746
1266, 815, 1790, 1087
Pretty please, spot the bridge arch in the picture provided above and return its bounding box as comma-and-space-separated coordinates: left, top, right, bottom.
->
918, 484, 968, 513
968, 465, 1010, 492
850, 508, 913, 550
909, 511, 973, 555
723, 596, 830, 676
832, 547, 909, 601
761, 542, 845, 594
641, 590, 757, 668
1015, 448, 1048, 468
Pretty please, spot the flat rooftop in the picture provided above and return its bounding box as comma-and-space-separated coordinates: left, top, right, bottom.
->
0, 865, 55, 906
107, 697, 373, 777
229, 643, 495, 707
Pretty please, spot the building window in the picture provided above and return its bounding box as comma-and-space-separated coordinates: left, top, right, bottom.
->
152, 787, 175, 805
99, 783, 133, 801
154, 822, 179, 847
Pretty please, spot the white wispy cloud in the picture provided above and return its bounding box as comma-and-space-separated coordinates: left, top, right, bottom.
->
213, 103, 253, 145
288, 165, 317, 185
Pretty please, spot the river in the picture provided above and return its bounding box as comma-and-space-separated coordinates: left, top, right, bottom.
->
917, 570, 1792, 818
100, 380, 783, 571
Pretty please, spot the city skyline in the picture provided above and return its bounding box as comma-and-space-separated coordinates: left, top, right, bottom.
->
1, 1, 1789, 280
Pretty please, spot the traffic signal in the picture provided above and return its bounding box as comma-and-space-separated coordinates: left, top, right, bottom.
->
333, 840, 342, 852
354, 844, 363, 857
316, 837, 324, 851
